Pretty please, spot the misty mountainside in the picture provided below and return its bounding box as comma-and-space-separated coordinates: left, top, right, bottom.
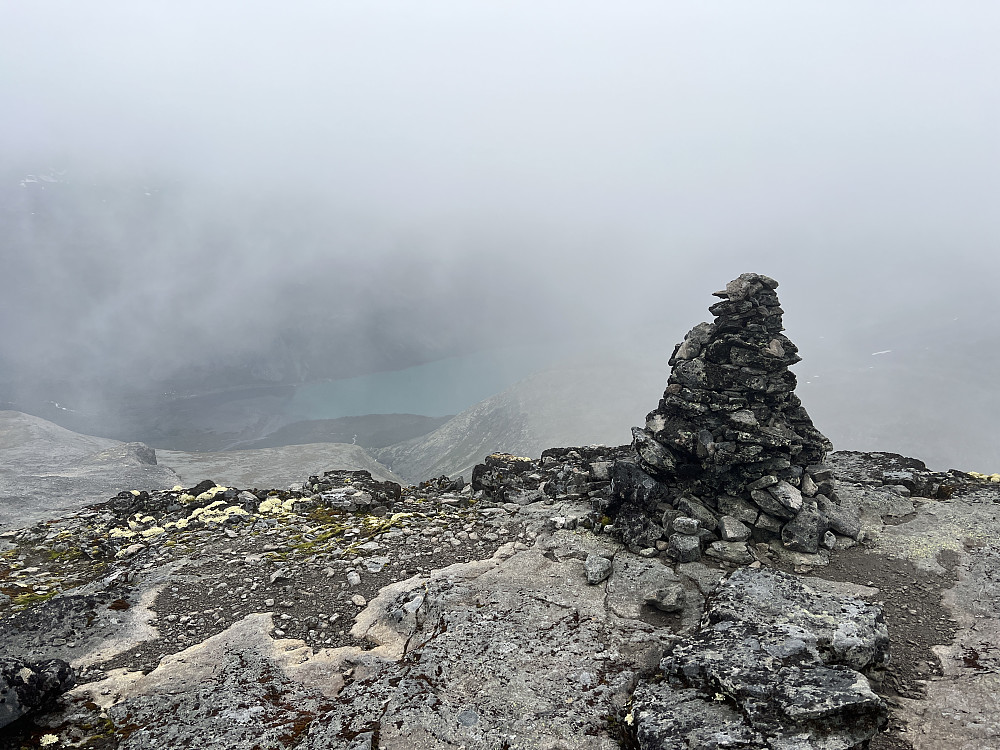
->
0, 357, 665, 530
5, 164, 1000, 476
374, 359, 665, 483
3, 381, 451, 456
157, 443, 402, 488
229, 413, 453, 452
0, 171, 569, 433
0, 411, 403, 530
0, 411, 180, 529
797, 307, 1000, 474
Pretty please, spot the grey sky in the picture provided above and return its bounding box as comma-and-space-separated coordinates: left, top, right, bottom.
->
6, 3, 997, 224
2, 2, 999, 466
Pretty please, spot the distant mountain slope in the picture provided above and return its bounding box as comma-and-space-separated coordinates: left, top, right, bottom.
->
375, 359, 665, 482
230, 413, 453, 451
157, 443, 403, 488
0, 411, 180, 528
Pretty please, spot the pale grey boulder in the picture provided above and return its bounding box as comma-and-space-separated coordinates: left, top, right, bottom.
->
584, 552, 613, 584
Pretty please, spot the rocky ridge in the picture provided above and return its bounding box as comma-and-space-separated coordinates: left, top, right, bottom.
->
2, 274, 1000, 749
1, 443, 997, 749
0, 411, 181, 530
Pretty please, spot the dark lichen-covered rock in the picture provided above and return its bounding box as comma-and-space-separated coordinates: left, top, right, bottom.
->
634, 683, 765, 749
610, 273, 845, 553
0, 657, 76, 729
634, 567, 889, 749
308, 469, 402, 506
470, 452, 538, 500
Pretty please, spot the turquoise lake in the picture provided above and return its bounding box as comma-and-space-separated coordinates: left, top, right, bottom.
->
286, 343, 572, 420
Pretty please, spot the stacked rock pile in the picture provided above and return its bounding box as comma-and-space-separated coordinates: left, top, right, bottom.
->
610, 273, 862, 559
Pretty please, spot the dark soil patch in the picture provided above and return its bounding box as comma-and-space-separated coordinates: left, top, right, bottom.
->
811, 545, 960, 750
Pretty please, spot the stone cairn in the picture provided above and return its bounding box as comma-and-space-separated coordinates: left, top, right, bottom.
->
609, 273, 861, 560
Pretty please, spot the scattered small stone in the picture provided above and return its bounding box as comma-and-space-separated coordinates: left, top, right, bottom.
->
269, 568, 291, 584
643, 584, 686, 613
668, 534, 701, 563
584, 553, 613, 584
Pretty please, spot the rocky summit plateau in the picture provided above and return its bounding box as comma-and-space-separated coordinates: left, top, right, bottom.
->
2, 274, 999, 750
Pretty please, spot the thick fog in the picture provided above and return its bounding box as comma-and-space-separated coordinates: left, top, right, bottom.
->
2, 2, 999, 468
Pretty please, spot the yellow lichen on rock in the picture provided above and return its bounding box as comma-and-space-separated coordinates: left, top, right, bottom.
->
969, 471, 1000, 483
489, 452, 533, 462
361, 512, 414, 535
109, 527, 137, 540
258, 496, 285, 515
195, 486, 229, 504
190, 501, 249, 524
141, 526, 166, 538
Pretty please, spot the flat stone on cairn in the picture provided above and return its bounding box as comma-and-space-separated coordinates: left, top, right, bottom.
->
610, 273, 858, 557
